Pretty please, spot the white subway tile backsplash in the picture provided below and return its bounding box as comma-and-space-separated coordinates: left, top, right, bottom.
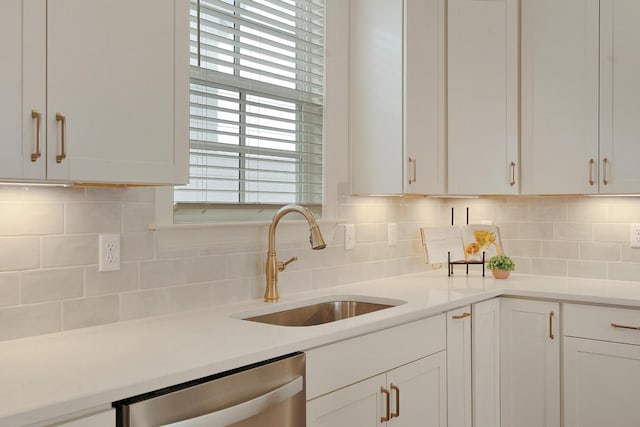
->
63, 295, 119, 330
0, 203, 64, 236
21, 268, 84, 304
0, 237, 40, 271
568, 260, 608, 280
186, 255, 226, 283
65, 203, 121, 233
579, 242, 620, 262
0, 273, 19, 307
120, 289, 171, 321
85, 263, 139, 296
2, 185, 640, 342
0, 302, 61, 341
170, 283, 213, 312
42, 235, 98, 267
140, 259, 186, 289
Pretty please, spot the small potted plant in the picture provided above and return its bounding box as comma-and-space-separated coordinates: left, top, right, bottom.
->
487, 255, 515, 279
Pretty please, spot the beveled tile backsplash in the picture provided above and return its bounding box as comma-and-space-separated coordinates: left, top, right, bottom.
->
0, 185, 639, 341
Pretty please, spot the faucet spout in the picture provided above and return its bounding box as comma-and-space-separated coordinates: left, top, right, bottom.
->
265, 204, 326, 302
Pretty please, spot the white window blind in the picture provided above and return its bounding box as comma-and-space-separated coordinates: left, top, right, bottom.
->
175, 0, 324, 221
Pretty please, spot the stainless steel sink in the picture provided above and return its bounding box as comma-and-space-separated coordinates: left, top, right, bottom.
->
241, 298, 403, 327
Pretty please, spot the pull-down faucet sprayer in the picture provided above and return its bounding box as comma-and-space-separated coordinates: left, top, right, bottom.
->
265, 204, 326, 302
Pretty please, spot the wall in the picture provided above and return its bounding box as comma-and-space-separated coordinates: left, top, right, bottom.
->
447, 197, 640, 281
0, 185, 443, 341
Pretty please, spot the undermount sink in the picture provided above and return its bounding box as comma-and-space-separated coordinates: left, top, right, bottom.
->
239, 296, 406, 327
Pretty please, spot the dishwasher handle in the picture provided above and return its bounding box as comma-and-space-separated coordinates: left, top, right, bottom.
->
159, 376, 303, 427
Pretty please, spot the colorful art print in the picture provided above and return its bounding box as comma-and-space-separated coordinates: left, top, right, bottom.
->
461, 225, 504, 261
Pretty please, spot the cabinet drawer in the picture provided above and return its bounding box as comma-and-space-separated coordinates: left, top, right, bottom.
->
306, 315, 446, 400
564, 303, 640, 345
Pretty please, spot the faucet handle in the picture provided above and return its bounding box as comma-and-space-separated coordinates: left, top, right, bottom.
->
278, 256, 298, 272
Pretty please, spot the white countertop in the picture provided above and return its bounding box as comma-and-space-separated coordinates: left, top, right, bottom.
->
4, 271, 640, 426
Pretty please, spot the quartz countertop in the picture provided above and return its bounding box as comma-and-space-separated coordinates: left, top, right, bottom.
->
3, 271, 640, 426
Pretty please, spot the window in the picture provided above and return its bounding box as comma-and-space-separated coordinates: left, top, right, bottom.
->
174, 0, 324, 222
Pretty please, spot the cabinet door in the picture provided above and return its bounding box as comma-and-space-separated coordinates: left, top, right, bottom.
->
599, 0, 640, 193
46, 0, 187, 184
564, 337, 640, 427
520, 0, 599, 195
387, 352, 447, 427
501, 299, 560, 427
446, 306, 471, 427
404, 0, 446, 195
350, 0, 403, 195
472, 298, 500, 427
307, 374, 384, 427
447, 0, 519, 195
0, 0, 46, 180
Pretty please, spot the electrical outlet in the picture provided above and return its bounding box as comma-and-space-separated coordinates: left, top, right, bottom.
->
99, 233, 121, 272
388, 223, 397, 246
631, 224, 640, 249
344, 224, 355, 250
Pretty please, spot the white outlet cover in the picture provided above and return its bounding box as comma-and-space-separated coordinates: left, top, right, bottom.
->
99, 233, 121, 272
344, 224, 355, 250
631, 224, 640, 249
388, 223, 397, 246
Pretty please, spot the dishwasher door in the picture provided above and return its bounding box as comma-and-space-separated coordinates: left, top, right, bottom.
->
115, 353, 305, 427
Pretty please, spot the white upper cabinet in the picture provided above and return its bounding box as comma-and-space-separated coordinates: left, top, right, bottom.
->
447, 0, 519, 195
0, 0, 46, 179
0, 0, 188, 185
350, 0, 446, 195
520, 0, 599, 195
599, 0, 640, 193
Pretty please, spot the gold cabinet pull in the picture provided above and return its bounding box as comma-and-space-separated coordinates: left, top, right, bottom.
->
408, 157, 417, 184
588, 158, 595, 186
31, 110, 42, 162
611, 323, 640, 331
510, 161, 516, 186
390, 384, 400, 419
381, 386, 391, 422
602, 158, 609, 185
549, 311, 555, 339
56, 113, 67, 163
452, 312, 471, 320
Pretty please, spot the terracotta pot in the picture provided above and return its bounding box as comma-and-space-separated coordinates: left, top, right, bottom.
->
491, 269, 511, 279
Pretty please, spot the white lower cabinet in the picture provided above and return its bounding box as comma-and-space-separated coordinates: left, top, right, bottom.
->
306, 315, 446, 426
307, 353, 447, 427
564, 303, 640, 427
501, 298, 560, 427
472, 298, 501, 427
446, 306, 471, 427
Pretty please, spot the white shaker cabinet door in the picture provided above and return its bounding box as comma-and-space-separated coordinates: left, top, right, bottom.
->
599, 0, 640, 193
0, 0, 46, 180
500, 298, 560, 427
447, 0, 519, 195
46, 0, 187, 184
520, 0, 599, 195
472, 298, 500, 427
564, 337, 640, 427
446, 306, 472, 427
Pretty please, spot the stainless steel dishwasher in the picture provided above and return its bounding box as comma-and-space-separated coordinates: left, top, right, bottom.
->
114, 353, 305, 427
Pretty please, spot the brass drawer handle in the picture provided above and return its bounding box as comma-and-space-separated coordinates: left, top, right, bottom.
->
588, 158, 595, 186
390, 384, 400, 419
56, 113, 67, 163
602, 158, 609, 185
31, 110, 42, 162
381, 386, 391, 422
408, 157, 417, 184
510, 161, 516, 186
452, 312, 471, 320
549, 311, 554, 339
611, 323, 640, 331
